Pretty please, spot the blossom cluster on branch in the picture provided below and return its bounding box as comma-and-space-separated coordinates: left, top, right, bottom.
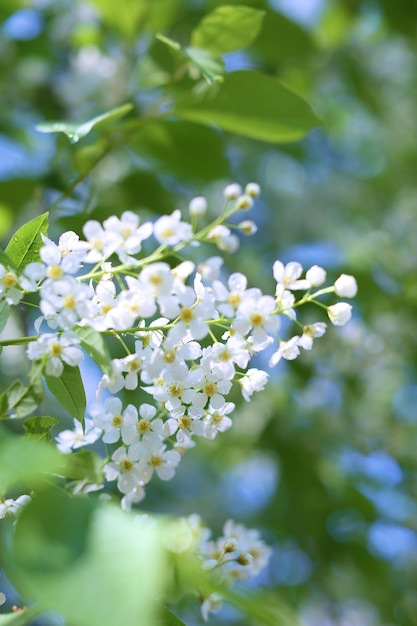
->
0, 182, 357, 619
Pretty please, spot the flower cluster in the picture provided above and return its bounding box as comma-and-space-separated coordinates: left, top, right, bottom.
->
0, 182, 357, 612
162, 514, 272, 621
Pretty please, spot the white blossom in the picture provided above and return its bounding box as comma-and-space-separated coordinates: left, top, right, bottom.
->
334, 273, 358, 298
328, 302, 352, 326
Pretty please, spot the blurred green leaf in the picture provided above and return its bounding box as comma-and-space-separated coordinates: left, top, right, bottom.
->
156, 34, 225, 84
85, 0, 147, 39
36, 103, 134, 144
0, 302, 10, 334
4, 212, 48, 270
251, 9, 315, 65
0, 429, 63, 496
174, 70, 322, 143
0, 611, 31, 626
225, 589, 302, 626
23, 416, 59, 441
135, 119, 229, 182
45, 364, 86, 424
158, 606, 187, 625
62, 450, 104, 483
11, 491, 166, 626
191, 5, 265, 55
74, 325, 112, 375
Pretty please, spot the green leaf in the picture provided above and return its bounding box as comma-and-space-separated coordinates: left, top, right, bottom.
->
0, 247, 16, 270
85, 0, 147, 39
4, 212, 48, 270
0, 301, 10, 334
23, 416, 59, 441
156, 34, 225, 84
135, 119, 229, 182
62, 450, 104, 484
224, 589, 303, 626
45, 364, 86, 425
191, 5, 265, 56
0, 429, 63, 496
74, 325, 112, 375
11, 491, 166, 626
251, 9, 315, 65
0, 377, 44, 420
36, 103, 134, 144
158, 606, 187, 625
173, 70, 322, 143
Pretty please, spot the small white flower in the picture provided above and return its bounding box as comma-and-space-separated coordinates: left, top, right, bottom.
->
239, 368, 269, 401
273, 260, 303, 290
197, 256, 223, 281
334, 274, 358, 298
154, 210, 192, 246
27, 331, 83, 377
238, 220, 257, 235
328, 302, 352, 326
298, 322, 327, 350
269, 336, 300, 367
55, 418, 101, 453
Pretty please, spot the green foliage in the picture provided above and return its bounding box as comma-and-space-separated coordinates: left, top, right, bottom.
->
36, 103, 134, 144
0, 430, 63, 496
74, 326, 112, 375
174, 70, 322, 142
190, 5, 265, 55
4, 213, 48, 271
23, 416, 59, 441
45, 364, 86, 425
9, 489, 166, 626
62, 450, 104, 484
0, 303, 9, 335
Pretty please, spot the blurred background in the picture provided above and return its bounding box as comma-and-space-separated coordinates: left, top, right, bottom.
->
1, 0, 417, 624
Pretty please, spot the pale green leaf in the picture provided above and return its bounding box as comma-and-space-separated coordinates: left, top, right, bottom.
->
0, 611, 32, 625
4, 212, 48, 270
12, 491, 166, 626
173, 70, 322, 143
45, 364, 86, 424
0, 429, 63, 496
36, 103, 134, 144
191, 5, 265, 55
74, 325, 112, 375
0, 377, 43, 420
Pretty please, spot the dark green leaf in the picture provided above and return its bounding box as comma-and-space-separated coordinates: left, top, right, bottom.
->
173, 70, 322, 143
0, 301, 10, 334
4, 212, 48, 270
135, 119, 229, 182
74, 325, 112, 375
36, 103, 134, 144
0, 248, 16, 270
191, 5, 265, 56
45, 364, 86, 424
0, 428, 63, 495
23, 416, 59, 441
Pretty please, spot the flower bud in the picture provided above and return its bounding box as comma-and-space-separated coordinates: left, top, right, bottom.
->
235, 195, 254, 211
223, 183, 242, 201
238, 220, 257, 235
189, 196, 207, 217
245, 182, 261, 198
306, 265, 326, 287
328, 302, 352, 326
334, 274, 358, 298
